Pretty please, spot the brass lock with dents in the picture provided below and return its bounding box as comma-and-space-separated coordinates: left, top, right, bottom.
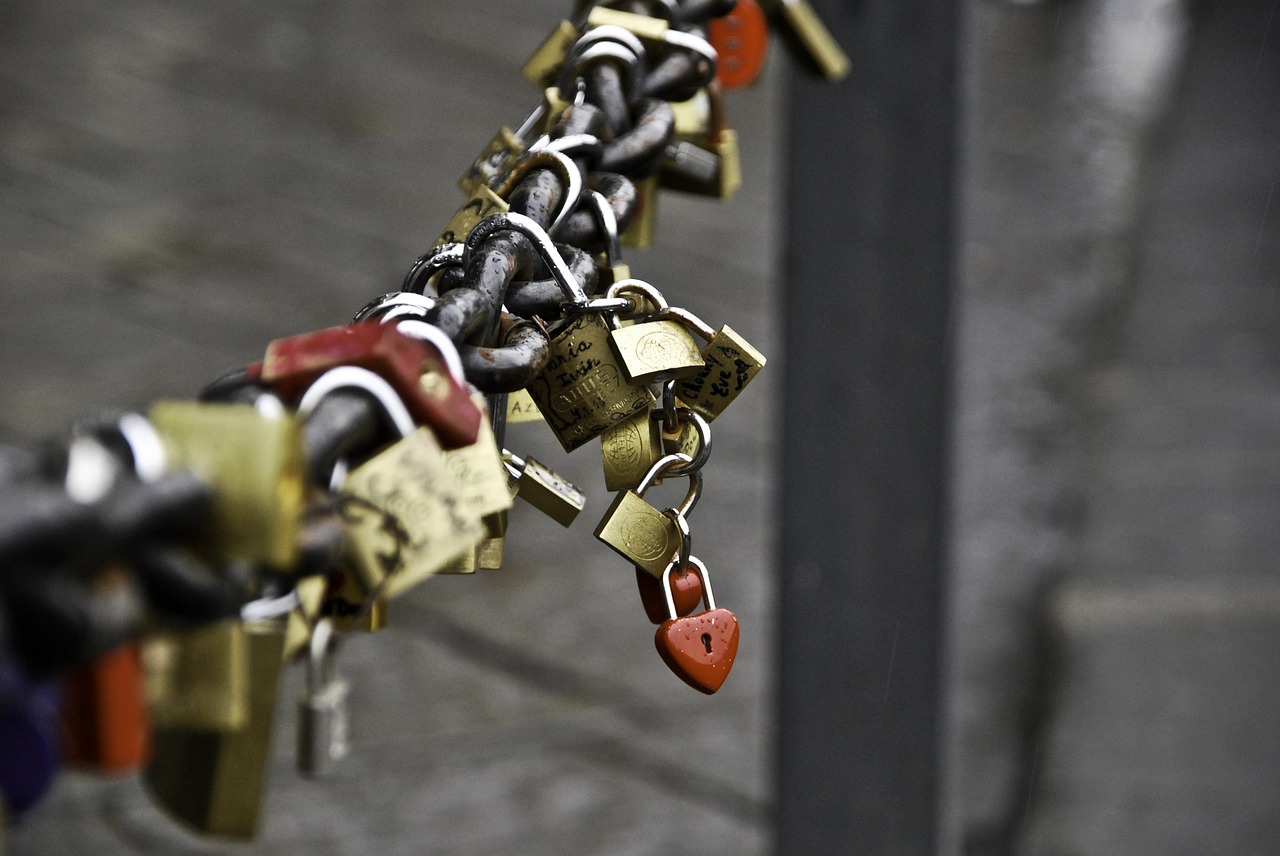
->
595, 453, 701, 577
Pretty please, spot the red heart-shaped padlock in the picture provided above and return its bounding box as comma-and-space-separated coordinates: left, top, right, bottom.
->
636, 563, 704, 624
655, 608, 739, 694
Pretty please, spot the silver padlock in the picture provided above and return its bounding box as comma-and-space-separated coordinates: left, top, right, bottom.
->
297, 618, 350, 778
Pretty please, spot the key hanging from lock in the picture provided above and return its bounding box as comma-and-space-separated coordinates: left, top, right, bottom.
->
604, 279, 706, 385
653, 554, 739, 694
502, 451, 586, 528
298, 366, 485, 600
595, 452, 700, 577
297, 618, 350, 778
657, 305, 767, 422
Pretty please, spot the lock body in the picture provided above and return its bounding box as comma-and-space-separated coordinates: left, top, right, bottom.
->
338, 428, 484, 598
142, 621, 248, 732
143, 619, 286, 839
594, 490, 682, 577
601, 410, 663, 492
607, 319, 706, 385
655, 607, 740, 694
511, 456, 586, 527
526, 313, 653, 452
148, 401, 304, 568
674, 325, 767, 421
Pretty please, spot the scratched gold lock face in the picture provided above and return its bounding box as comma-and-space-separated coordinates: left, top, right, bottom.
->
525, 312, 654, 452
594, 491, 683, 577
601, 409, 663, 492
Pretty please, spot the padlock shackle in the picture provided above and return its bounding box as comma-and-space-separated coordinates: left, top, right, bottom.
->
660, 554, 714, 618
393, 320, 467, 386
656, 305, 717, 342
635, 452, 702, 519
353, 291, 438, 323
587, 189, 624, 268
491, 152, 583, 236
117, 413, 168, 484
465, 212, 589, 307
659, 407, 713, 475
297, 366, 416, 440
399, 242, 465, 295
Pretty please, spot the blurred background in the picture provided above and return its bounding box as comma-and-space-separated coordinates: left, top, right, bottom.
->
1, 0, 1277, 853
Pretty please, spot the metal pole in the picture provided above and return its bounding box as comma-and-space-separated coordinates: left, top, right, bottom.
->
775, 1, 959, 852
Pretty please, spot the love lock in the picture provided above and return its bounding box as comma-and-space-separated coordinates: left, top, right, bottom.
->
653, 555, 739, 695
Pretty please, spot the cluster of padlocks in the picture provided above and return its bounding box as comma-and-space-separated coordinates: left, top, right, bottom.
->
0, 0, 848, 843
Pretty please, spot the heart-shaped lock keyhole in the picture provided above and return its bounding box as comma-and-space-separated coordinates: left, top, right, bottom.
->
636, 564, 704, 624
654, 608, 740, 695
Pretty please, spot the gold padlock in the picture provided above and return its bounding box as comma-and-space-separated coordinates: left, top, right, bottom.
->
321, 564, 390, 633
595, 453, 700, 576
526, 311, 655, 451
621, 174, 659, 249
662, 307, 767, 422
505, 388, 545, 424
601, 409, 663, 493
142, 620, 248, 732
477, 511, 507, 570
769, 0, 851, 81
605, 280, 706, 385
338, 428, 484, 598
143, 618, 286, 840
504, 452, 586, 528
522, 20, 581, 88
442, 394, 516, 521
434, 185, 510, 248
147, 400, 305, 569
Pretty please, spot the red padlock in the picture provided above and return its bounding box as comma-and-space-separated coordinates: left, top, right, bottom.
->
636, 562, 704, 624
254, 321, 481, 450
58, 641, 150, 774
708, 0, 770, 90
653, 555, 739, 694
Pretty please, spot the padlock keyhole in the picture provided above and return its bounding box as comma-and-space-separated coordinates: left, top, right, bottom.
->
701, 633, 713, 654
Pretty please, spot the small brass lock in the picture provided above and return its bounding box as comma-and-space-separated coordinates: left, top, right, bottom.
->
595, 453, 701, 577
605, 280, 705, 385
504, 452, 586, 528
659, 306, 767, 422
600, 409, 663, 493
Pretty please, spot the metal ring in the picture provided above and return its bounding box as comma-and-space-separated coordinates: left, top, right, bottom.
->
465, 211, 589, 306
117, 412, 167, 484
587, 189, 624, 268
399, 243, 466, 295
393, 320, 467, 386
297, 366, 416, 439
355, 291, 439, 322
606, 278, 671, 316
240, 590, 301, 622
64, 435, 120, 504
492, 151, 584, 236
661, 407, 712, 475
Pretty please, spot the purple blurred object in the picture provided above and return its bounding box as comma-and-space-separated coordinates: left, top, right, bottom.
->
0, 656, 59, 815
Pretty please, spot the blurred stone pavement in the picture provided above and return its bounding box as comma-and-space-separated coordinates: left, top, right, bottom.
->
2, 0, 1279, 854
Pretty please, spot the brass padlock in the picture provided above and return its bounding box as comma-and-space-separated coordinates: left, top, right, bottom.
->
143, 618, 286, 840
527, 311, 655, 451
476, 511, 507, 570
320, 565, 390, 634
442, 394, 516, 522
595, 453, 701, 577
468, 212, 653, 451
434, 185, 510, 248
621, 174, 659, 249
767, 0, 851, 81
338, 428, 484, 598
662, 306, 767, 422
522, 20, 581, 88
147, 400, 305, 569
142, 620, 248, 732
605, 280, 706, 385
504, 452, 586, 528
601, 408, 663, 493
505, 388, 545, 424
